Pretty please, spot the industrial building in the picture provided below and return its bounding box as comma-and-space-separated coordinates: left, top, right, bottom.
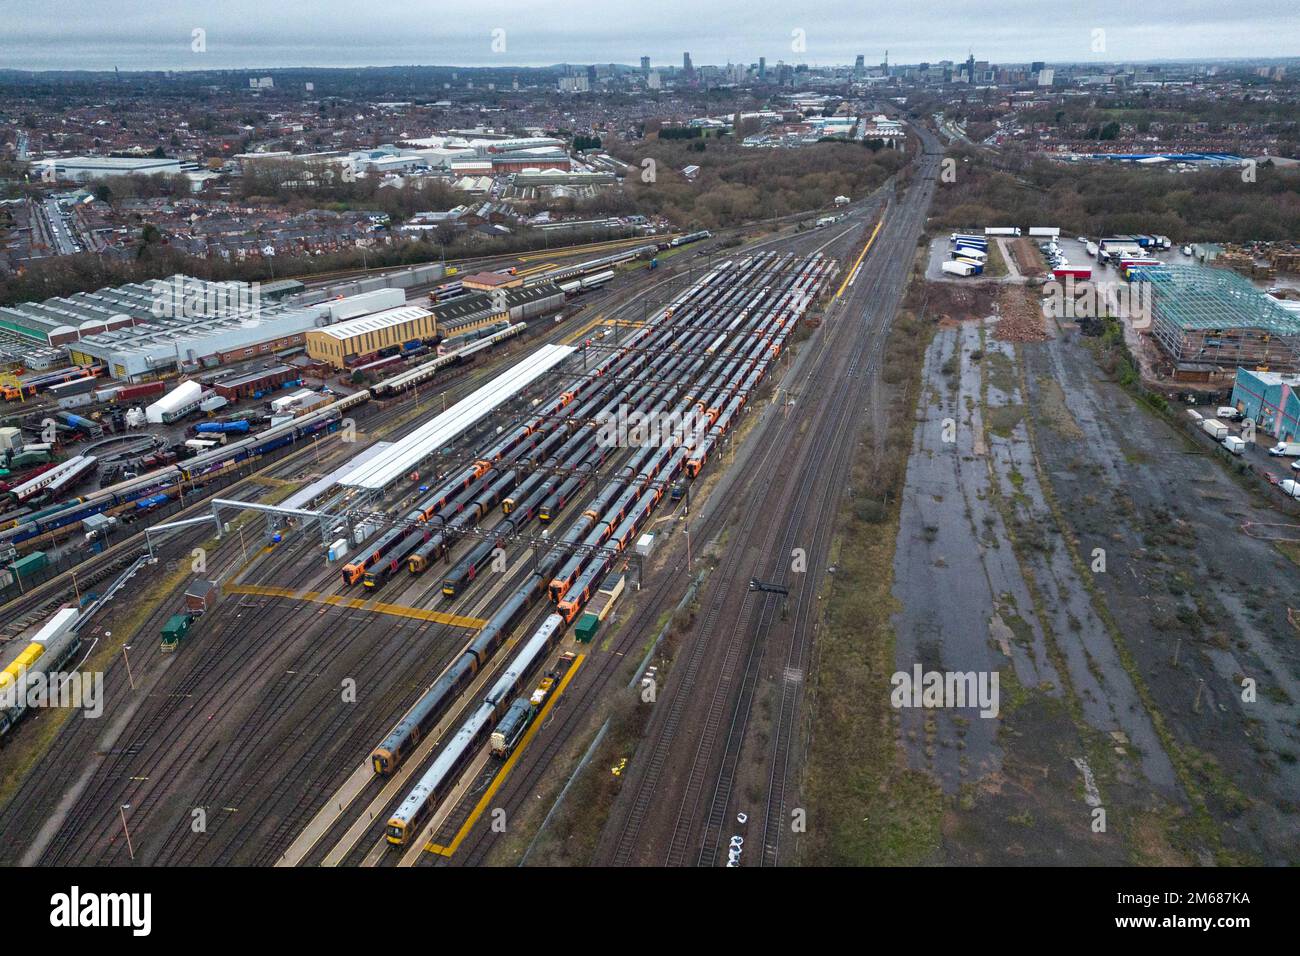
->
306, 305, 438, 368
461, 271, 524, 292
1229, 368, 1300, 440
304, 285, 566, 368
31, 155, 188, 181
1142, 266, 1300, 380
436, 285, 564, 337
0, 275, 407, 381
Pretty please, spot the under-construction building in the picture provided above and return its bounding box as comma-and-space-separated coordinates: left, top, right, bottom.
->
1142, 265, 1300, 381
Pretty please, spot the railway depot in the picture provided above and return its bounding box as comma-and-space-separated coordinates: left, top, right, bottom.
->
0, 229, 845, 870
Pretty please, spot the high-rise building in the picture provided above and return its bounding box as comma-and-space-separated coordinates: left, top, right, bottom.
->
854, 54, 865, 77
683, 52, 694, 76
647, 71, 662, 90
640, 56, 651, 74
1031, 61, 1045, 73
758, 57, 766, 80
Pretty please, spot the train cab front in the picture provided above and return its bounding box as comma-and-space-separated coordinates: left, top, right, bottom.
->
372, 748, 395, 775
385, 819, 408, 846
341, 562, 365, 586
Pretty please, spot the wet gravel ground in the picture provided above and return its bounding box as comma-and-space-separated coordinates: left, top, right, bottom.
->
891, 311, 1300, 864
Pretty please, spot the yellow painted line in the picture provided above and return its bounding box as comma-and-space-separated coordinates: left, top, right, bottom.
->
222, 583, 487, 629
834, 217, 885, 300
517, 261, 558, 277
563, 312, 607, 344
425, 652, 586, 856
515, 235, 677, 263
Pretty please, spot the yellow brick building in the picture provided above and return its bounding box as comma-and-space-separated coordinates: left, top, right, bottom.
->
305, 305, 437, 368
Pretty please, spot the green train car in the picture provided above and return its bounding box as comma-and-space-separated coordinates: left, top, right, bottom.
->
160, 613, 194, 652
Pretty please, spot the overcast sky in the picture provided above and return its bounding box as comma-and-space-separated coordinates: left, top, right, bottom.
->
2, 0, 1297, 71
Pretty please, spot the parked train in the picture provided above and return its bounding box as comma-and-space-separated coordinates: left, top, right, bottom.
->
384, 612, 566, 844
0, 393, 366, 550
657, 230, 712, 251
0, 607, 81, 739
524, 244, 659, 287
369, 578, 546, 775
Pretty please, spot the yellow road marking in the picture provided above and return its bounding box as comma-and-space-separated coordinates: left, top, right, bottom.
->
221, 583, 487, 629
834, 217, 885, 300
424, 652, 586, 856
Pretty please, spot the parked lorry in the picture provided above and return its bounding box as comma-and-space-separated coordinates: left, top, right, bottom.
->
1223, 435, 1246, 455
1268, 441, 1300, 457
1027, 227, 1060, 238
1201, 419, 1229, 440
942, 260, 977, 278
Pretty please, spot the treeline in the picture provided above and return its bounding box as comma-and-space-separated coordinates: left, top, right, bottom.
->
237, 160, 462, 218
607, 138, 905, 230
933, 145, 1300, 243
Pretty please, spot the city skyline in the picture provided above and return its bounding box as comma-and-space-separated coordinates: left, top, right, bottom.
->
2, 0, 1298, 71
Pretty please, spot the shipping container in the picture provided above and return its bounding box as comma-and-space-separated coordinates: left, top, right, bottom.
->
9, 550, 48, 580
942, 260, 977, 277
575, 612, 600, 644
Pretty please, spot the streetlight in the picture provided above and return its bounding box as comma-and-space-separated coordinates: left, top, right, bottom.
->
119, 804, 135, 861
120, 639, 135, 691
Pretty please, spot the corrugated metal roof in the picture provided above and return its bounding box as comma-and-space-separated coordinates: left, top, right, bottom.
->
314, 305, 433, 341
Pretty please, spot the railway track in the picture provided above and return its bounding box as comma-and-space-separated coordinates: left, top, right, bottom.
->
602, 131, 943, 868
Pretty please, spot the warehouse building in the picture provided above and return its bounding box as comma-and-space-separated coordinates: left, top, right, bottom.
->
305, 305, 438, 368
1142, 266, 1300, 380
304, 285, 566, 368
437, 285, 565, 337
1229, 368, 1300, 441
461, 271, 523, 292
31, 155, 189, 182
0, 275, 406, 381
